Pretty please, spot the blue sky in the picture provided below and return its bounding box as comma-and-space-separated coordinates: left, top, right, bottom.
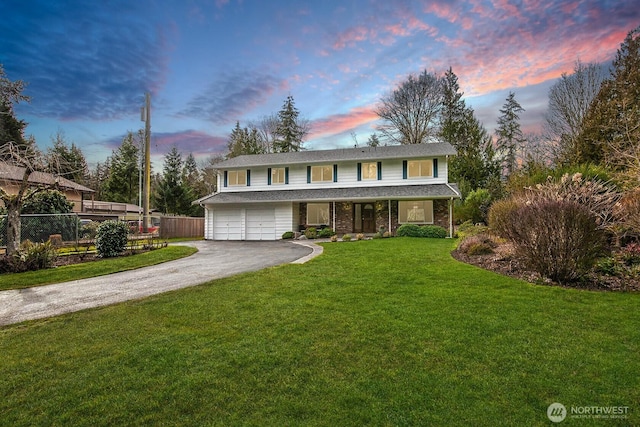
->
1, 0, 638, 167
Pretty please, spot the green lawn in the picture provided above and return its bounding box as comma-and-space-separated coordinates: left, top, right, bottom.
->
0, 245, 198, 290
0, 238, 637, 426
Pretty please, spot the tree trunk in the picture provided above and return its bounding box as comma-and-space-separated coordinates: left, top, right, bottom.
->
5, 200, 21, 255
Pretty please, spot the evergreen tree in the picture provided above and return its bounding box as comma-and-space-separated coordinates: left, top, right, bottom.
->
182, 152, 204, 216
0, 64, 30, 159
102, 132, 141, 204
274, 95, 307, 152
46, 131, 88, 184
495, 92, 525, 177
227, 121, 265, 158
154, 146, 192, 215
439, 68, 501, 196
578, 26, 640, 186
367, 133, 381, 147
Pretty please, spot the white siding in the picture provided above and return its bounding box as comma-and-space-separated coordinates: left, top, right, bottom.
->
217, 157, 450, 193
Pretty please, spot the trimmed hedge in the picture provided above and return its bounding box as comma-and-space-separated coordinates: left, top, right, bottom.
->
396, 224, 447, 238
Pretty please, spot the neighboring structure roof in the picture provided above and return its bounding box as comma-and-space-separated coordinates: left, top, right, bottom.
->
196, 183, 461, 205
215, 142, 457, 168
82, 200, 143, 214
0, 163, 94, 193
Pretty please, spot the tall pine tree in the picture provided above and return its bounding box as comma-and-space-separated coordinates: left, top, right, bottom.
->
154, 146, 192, 215
274, 95, 306, 152
495, 92, 525, 177
102, 132, 141, 204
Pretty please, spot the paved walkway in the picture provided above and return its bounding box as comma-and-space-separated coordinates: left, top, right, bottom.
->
0, 240, 321, 326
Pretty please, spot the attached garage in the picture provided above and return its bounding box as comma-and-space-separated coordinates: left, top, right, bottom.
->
212, 209, 243, 240
246, 208, 276, 240
204, 203, 293, 241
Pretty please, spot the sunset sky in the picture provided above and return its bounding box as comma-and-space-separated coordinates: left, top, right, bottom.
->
1, 0, 638, 167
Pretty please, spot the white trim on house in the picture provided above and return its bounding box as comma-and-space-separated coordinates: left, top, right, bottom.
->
196, 143, 460, 240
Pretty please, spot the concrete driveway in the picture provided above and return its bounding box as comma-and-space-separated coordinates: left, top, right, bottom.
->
0, 240, 319, 327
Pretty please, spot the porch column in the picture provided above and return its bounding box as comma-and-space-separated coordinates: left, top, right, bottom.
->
449, 197, 454, 238
332, 201, 336, 231
388, 199, 392, 235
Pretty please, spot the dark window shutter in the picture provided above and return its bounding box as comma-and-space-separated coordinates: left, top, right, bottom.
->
402, 161, 408, 179
224, 171, 228, 187
307, 166, 311, 183
377, 162, 382, 180
267, 168, 272, 185
333, 164, 338, 182
285, 167, 289, 184
246, 169, 251, 186
357, 163, 362, 181
433, 159, 438, 178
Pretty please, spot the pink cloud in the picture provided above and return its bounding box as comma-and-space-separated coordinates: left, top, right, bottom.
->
309, 106, 379, 140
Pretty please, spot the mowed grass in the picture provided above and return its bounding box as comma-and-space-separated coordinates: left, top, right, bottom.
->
0, 245, 198, 290
0, 238, 638, 426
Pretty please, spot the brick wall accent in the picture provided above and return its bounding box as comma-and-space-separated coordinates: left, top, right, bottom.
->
335, 202, 353, 234
299, 199, 451, 235
433, 199, 450, 230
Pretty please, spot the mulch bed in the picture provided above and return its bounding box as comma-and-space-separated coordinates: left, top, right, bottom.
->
451, 242, 640, 292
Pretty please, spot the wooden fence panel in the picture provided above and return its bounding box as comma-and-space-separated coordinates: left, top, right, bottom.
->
159, 217, 204, 239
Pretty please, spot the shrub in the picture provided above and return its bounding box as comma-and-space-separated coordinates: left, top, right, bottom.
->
620, 243, 640, 266
457, 233, 498, 256
397, 224, 447, 238
420, 225, 447, 238
96, 220, 129, 258
372, 232, 382, 239
81, 221, 100, 239
488, 198, 521, 239
281, 231, 294, 239
396, 224, 422, 237
304, 227, 317, 239
317, 228, 336, 238
342, 234, 352, 242
455, 188, 492, 224
595, 257, 621, 276
383, 231, 392, 238
356, 233, 365, 241
0, 240, 58, 273
330, 235, 338, 242
492, 198, 605, 283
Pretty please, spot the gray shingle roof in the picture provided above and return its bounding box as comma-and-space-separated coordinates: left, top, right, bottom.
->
216, 142, 457, 168
196, 183, 460, 205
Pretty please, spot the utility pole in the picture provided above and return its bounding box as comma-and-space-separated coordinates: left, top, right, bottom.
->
141, 93, 151, 233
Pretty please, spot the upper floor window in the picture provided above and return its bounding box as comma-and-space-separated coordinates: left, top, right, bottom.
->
361, 162, 378, 180
408, 160, 433, 178
358, 161, 381, 181
269, 167, 287, 185
227, 170, 247, 186
310, 165, 334, 182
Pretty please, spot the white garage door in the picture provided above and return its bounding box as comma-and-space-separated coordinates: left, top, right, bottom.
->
213, 209, 242, 240
246, 208, 276, 240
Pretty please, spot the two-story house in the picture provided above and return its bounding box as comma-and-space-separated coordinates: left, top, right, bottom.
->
195, 142, 460, 240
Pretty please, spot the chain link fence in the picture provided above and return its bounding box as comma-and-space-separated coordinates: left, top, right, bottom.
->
0, 213, 87, 249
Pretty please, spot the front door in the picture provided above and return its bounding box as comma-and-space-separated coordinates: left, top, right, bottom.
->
354, 203, 376, 233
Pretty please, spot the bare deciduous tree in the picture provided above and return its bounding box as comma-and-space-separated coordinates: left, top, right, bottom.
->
376, 70, 444, 144
543, 60, 606, 165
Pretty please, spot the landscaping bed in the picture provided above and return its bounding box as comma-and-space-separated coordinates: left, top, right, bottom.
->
452, 241, 640, 292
